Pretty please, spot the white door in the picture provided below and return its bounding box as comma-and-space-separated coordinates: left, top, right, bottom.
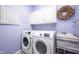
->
33, 38, 51, 54
22, 35, 31, 49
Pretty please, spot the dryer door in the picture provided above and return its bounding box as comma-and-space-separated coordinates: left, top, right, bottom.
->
33, 38, 51, 54
22, 34, 31, 49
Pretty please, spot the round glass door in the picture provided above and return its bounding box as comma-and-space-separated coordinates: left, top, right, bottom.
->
23, 37, 29, 47
36, 41, 47, 54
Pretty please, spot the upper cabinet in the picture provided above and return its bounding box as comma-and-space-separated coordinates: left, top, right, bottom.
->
30, 6, 56, 24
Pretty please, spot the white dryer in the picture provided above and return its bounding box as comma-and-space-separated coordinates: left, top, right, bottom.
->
22, 31, 32, 54
32, 31, 56, 54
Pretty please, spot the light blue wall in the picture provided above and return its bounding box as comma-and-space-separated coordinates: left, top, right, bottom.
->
31, 23, 56, 30
0, 5, 31, 54
0, 25, 22, 54
73, 5, 79, 36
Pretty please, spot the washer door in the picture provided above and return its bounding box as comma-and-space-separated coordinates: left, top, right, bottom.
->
22, 35, 31, 49
33, 38, 51, 54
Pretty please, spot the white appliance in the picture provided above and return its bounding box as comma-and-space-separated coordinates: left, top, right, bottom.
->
30, 6, 56, 24
22, 31, 33, 54
32, 31, 56, 54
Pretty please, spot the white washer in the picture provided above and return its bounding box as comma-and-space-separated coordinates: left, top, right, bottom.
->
32, 31, 56, 54
22, 31, 32, 54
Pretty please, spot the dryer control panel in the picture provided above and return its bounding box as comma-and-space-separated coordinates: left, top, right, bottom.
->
33, 31, 56, 38
44, 33, 50, 37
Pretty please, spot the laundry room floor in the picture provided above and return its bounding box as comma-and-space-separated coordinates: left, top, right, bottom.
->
15, 50, 26, 54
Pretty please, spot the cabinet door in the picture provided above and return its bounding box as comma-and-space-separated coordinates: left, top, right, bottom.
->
30, 6, 56, 24
0, 6, 20, 25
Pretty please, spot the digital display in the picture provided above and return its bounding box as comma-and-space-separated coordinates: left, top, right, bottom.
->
44, 33, 50, 37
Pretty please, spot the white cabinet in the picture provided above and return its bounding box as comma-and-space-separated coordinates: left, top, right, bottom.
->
0, 6, 20, 25
30, 6, 56, 24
